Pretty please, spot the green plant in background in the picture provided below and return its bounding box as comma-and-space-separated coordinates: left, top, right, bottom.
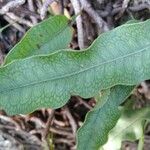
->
0, 15, 150, 149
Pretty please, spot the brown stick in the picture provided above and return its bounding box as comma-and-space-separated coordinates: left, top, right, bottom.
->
40, 0, 55, 19
80, 0, 109, 33
42, 109, 55, 139
27, 0, 38, 24
0, 0, 26, 14
70, 0, 84, 49
64, 106, 77, 136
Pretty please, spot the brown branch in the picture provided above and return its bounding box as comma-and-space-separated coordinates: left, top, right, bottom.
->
80, 0, 109, 33
42, 109, 55, 139
3, 15, 25, 33
40, 0, 55, 19
75, 96, 92, 109
70, 0, 84, 49
64, 106, 77, 136
27, 0, 38, 24
0, 0, 25, 15
98, 3, 150, 18
6, 12, 34, 27
116, 0, 130, 20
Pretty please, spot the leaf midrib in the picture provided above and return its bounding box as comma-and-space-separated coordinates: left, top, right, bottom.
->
0, 44, 150, 94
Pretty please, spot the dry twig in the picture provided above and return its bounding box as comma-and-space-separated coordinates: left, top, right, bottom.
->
129, 3, 150, 11
42, 109, 55, 139
70, 0, 84, 49
80, 0, 109, 32
64, 106, 77, 136
27, 0, 38, 24
6, 12, 34, 27
98, 3, 150, 18
54, 138, 74, 146
3, 15, 25, 33
40, 0, 55, 19
0, 0, 26, 15
0, 115, 21, 129
75, 96, 92, 109
30, 127, 74, 138
116, 0, 130, 19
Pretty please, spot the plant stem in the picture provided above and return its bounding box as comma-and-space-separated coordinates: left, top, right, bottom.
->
137, 134, 144, 150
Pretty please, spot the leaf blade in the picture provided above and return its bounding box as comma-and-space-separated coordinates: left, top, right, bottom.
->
77, 85, 133, 150
0, 20, 150, 114
103, 106, 150, 150
4, 15, 73, 64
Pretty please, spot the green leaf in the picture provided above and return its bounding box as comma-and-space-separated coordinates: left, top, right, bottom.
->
77, 85, 133, 150
103, 106, 150, 150
125, 19, 140, 24
0, 20, 150, 114
4, 15, 73, 64
75, 20, 139, 150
